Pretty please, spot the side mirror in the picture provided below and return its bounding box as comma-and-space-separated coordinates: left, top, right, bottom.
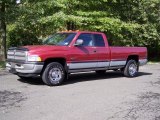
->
74, 39, 83, 46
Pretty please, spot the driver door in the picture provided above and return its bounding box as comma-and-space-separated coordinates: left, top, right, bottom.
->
68, 33, 97, 70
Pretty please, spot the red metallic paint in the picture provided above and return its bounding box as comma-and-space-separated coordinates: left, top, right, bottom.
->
24, 31, 147, 64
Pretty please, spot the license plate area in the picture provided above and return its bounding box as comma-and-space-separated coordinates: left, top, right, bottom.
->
9, 68, 17, 73
10, 62, 16, 68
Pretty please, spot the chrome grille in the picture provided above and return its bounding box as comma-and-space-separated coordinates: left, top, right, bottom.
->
7, 49, 27, 61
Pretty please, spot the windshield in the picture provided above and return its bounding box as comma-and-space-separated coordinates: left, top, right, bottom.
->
43, 33, 76, 46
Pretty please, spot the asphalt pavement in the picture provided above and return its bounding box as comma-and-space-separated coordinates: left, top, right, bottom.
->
0, 64, 160, 120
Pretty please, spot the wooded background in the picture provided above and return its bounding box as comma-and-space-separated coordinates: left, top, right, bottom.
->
0, 0, 160, 61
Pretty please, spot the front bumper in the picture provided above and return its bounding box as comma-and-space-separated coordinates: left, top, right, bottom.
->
6, 61, 44, 76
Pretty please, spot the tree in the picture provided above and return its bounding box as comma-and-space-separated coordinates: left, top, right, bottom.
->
0, 0, 20, 61
5, 0, 160, 61
0, 0, 6, 61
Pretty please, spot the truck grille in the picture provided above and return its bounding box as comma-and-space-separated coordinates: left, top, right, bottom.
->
7, 48, 28, 61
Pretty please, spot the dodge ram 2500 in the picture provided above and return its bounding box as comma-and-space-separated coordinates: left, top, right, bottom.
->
6, 31, 147, 86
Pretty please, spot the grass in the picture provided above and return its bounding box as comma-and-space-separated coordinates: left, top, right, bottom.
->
148, 58, 160, 64
148, 61, 160, 64
0, 61, 5, 69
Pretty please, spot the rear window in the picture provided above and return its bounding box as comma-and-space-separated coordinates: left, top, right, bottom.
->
94, 34, 105, 47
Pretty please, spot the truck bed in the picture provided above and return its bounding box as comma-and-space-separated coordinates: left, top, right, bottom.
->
109, 47, 147, 67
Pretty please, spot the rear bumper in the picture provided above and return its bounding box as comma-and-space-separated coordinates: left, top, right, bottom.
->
6, 61, 44, 76
139, 59, 147, 66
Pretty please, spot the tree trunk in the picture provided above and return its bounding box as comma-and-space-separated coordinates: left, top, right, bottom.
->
0, 1, 7, 61
66, 21, 76, 31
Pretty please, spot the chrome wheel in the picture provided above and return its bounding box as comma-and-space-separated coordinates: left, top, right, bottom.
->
128, 63, 137, 76
42, 62, 65, 86
124, 60, 139, 77
48, 68, 62, 82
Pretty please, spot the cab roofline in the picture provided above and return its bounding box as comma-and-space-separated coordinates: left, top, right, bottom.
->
58, 30, 103, 34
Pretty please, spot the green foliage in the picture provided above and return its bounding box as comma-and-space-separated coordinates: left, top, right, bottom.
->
0, 0, 20, 23
0, 61, 5, 68
8, 27, 40, 47
5, 0, 160, 61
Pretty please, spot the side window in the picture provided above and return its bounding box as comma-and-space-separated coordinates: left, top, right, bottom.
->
77, 33, 93, 46
94, 34, 105, 47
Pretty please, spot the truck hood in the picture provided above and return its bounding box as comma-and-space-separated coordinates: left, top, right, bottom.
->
23, 45, 68, 53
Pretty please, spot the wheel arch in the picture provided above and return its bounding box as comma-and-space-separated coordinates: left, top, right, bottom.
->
41, 57, 67, 75
127, 55, 139, 63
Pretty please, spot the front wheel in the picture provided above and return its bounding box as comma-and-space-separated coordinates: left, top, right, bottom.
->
42, 62, 65, 86
124, 60, 138, 77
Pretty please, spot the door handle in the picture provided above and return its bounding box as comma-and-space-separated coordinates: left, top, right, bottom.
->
93, 50, 97, 53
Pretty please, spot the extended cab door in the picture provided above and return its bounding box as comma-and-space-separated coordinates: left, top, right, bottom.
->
93, 33, 110, 68
68, 33, 97, 70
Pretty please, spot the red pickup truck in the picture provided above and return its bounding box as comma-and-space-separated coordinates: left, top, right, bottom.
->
6, 31, 147, 86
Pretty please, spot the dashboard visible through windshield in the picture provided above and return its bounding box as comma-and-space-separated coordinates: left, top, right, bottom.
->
43, 33, 76, 46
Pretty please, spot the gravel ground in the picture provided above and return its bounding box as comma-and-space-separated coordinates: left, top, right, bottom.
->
0, 64, 160, 120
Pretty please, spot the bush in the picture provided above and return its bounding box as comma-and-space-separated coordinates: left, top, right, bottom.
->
0, 61, 5, 68
8, 28, 41, 48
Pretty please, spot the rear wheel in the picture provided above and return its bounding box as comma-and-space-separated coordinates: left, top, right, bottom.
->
42, 62, 65, 86
124, 60, 138, 77
95, 70, 106, 74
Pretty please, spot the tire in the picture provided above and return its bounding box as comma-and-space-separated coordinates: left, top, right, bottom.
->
124, 60, 138, 77
95, 70, 106, 74
42, 62, 65, 86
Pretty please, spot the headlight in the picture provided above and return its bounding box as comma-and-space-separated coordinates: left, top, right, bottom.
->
27, 55, 42, 62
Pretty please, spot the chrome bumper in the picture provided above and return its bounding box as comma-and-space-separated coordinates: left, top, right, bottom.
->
139, 59, 147, 66
6, 62, 43, 74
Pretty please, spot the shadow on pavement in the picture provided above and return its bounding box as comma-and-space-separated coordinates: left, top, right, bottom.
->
137, 72, 153, 77
17, 71, 152, 86
17, 77, 45, 85
63, 71, 152, 85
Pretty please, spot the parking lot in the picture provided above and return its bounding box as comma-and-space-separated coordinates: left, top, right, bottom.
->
0, 64, 160, 120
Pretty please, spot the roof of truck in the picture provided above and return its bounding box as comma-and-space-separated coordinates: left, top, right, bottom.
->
59, 30, 103, 34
